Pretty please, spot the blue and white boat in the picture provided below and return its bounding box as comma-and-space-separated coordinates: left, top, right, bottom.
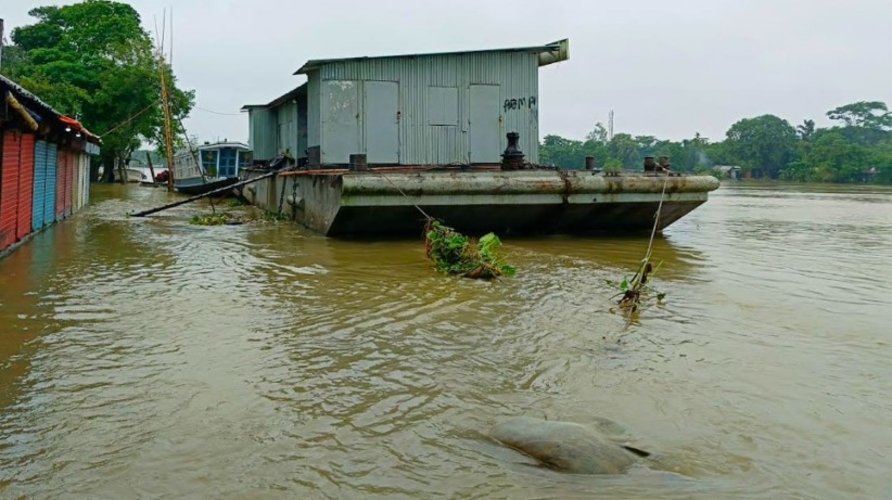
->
171, 141, 252, 195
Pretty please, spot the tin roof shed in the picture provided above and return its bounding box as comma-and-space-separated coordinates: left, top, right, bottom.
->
245, 39, 569, 166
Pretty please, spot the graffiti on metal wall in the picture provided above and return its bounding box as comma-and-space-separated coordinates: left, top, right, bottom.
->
503, 96, 537, 111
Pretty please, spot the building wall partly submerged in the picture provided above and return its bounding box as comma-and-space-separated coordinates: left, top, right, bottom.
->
1, 131, 92, 257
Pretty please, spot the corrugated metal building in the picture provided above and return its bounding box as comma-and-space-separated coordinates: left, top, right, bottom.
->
1, 74, 100, 257
243, 39, 568, 166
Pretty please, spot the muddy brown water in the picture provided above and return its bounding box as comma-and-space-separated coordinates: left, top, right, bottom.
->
1, 182, 891, 498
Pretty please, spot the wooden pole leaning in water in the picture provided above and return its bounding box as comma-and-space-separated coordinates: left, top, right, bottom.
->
129, 168, 289, 217
145, 151, 157, 185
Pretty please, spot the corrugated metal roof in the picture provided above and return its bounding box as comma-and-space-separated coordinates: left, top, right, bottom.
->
294, 39, 568, 75
0, 73, 102, 144
240, 83, 307, 111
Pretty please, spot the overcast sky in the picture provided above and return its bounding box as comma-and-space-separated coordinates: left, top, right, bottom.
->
2, 0, 890, 144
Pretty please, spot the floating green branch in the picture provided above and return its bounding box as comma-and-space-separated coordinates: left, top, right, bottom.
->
424, 220, 516, 279
190, 212, 245, 226
608, 260, 666, 315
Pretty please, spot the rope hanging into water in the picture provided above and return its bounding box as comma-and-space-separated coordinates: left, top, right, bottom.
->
370, 170, 434, 221
645, 170, 671, 263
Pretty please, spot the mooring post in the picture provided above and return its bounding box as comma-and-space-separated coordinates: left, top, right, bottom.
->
349, 153, 368, 171
501, 132, 525, 170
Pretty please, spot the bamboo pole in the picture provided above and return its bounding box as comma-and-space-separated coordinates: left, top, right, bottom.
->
129, 168, 290, 217
158, 61, 176, 192
5, 92, 39, 131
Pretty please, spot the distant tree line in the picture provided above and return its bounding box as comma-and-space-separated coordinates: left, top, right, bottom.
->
540, 101, 892, 184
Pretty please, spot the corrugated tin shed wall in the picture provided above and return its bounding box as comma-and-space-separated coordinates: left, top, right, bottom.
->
1, 131, 22, 250
32, 140, 48, 231
275, 101, 299, 158
312, 51, 540, 165
16, 133, 35, 240
44, 143, 57, 225
79, 153, 90, 209
307, 72, 321, 149
248, 108, 277, 161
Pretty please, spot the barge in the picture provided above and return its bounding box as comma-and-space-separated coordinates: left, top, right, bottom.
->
240, 166, 719, 236
238, 38, 719, 236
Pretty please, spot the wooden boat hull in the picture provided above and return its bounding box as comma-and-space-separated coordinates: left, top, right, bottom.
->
175, 177, 238, 196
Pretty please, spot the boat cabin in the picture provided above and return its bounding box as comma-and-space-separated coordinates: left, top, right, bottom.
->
172, 141, 252, 190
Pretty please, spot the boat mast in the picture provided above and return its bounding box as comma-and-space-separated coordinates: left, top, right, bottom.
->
157, 9, 176, 192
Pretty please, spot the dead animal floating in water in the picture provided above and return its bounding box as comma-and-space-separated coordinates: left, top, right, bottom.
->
490, 416, 653, 475
424, 220, 516, 279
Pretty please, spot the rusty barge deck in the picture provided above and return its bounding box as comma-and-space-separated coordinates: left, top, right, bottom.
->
239, 168, 720, 237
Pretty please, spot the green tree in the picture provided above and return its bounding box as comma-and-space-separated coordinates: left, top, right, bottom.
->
827, 101, 892, 129
782, 129, 870, 182
6, 1, 194, 182
585, 122, 609, 143
608, 133, 640, 169
796, 119, 816, 141
826, 101, 892, 146
724, 115, 798, 178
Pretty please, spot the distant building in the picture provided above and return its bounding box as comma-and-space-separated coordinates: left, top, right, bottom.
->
713, 165, 741, 180
242, 39, 569, 167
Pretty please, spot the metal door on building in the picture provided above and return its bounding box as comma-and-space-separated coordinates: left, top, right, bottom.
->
16, 134, 35, 240
33, 140, 47, 231
1, 131, 22, 249
469, 85, 502, 164
44, 143, 57, 226
322, 80, 361, 164
63, 148, 73, 216
55, 149, 67, 221
364, 81, 399, 164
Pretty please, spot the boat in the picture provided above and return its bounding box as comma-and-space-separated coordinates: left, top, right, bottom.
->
170, 141, 252, 196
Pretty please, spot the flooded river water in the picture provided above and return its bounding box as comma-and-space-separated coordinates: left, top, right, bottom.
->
1, 182, 891, 498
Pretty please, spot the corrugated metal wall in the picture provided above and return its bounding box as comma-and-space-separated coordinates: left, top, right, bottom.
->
16, 134, 35, 240
55, 149, 67, 221
307, 73, 321, 149
77, 153, 90, 210
65, 149, 74, 216
32, 140, 48, 231
276, 101, 299, 158
44, 143, 57, 226
310, 51, 540, 165
248, 107, 277, 161
1, 133, 92, 256
1, 131, 22, 249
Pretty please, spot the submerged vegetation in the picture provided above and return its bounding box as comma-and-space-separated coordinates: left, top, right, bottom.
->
190, 212, 244, 226
189, 208, 288, 226
424, 220, 516, 280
